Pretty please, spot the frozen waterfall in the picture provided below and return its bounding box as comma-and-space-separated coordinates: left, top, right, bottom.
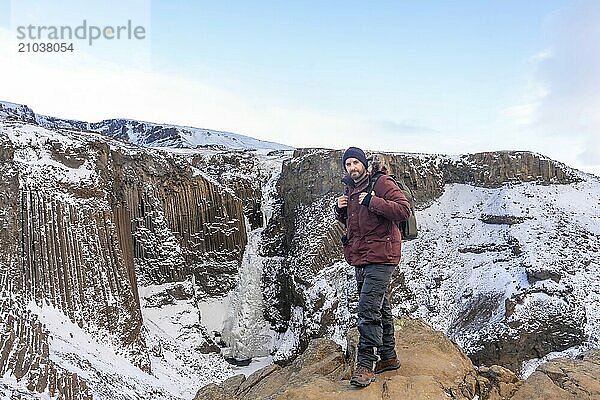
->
221, 156, 284, 361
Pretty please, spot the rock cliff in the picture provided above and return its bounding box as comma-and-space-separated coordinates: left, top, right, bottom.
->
0, 114, 269, 397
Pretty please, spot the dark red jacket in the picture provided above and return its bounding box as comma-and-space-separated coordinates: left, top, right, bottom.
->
335, 172, 411, 266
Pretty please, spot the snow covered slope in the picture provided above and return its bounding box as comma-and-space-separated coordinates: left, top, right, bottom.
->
0, 101, 293, 151
398, 179, 600, 371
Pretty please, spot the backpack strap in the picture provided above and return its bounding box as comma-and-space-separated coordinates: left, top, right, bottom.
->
365, 172, 384, 195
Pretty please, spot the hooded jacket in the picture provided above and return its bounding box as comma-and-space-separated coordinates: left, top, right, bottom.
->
335, 171, 411, 266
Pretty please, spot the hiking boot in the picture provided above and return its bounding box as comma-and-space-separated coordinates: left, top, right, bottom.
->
374, 357, 400, 374
350, 365, 375, 387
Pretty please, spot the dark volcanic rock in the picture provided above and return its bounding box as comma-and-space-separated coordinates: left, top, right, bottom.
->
443, 151, 579, 188
0, 119, 254, 394
480, 214, 529, 225
470, 290, 586, 372
103, 146, 248, 290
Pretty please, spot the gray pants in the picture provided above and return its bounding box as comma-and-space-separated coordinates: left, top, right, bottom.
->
355, 264, 397, 369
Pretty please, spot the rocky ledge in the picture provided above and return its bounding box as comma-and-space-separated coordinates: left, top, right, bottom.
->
195, 318, 600, 400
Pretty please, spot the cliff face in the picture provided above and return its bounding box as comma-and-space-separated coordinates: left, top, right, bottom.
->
0, 298, 93, 399
0, 127, 95, 398
264, 149, 580, 265
103, 148, 248, 292
0, 116, 256, 397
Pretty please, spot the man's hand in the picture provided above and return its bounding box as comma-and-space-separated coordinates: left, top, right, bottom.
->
337, 195, 348, 208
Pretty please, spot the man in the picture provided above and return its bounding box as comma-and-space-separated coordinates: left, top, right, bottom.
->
334, 146, 411, 387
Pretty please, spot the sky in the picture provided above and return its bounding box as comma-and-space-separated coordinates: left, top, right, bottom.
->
0, 0, 599, 175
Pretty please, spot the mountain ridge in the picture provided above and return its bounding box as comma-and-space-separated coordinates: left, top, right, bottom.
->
0, 100, 293, 151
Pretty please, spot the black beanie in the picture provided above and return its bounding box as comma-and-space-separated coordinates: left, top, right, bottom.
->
342, 147, 368, 171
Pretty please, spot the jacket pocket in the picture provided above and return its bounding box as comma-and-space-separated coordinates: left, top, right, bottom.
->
364, 236, 400, 262
364, 237, 388, 260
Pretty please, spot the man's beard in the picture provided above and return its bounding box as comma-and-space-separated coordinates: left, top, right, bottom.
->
351, 168, 367, 182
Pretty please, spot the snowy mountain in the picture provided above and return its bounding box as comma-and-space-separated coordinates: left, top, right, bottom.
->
0, 101, 293, 151
1, 102, 599, 399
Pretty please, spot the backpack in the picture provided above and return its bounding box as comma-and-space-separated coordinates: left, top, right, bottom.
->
365, 172, 418, 241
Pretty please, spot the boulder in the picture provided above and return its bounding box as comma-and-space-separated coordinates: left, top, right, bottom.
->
501, 349, 600, 400
194, 384, 240, 400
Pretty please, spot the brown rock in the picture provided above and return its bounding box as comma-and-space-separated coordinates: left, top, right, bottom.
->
220, 374, 246, 395
507, 349, 600, 400
194, 383, 240, 400
277, 375, 452, 400
535, 353, 600, 399
237, 364, 282, 397
477, 364, 519, 399
510, 371, 575, 400
241, 338, 345, 399
391, 319, 477, 399
582, 350, 600, 364
199, 318, 480, 400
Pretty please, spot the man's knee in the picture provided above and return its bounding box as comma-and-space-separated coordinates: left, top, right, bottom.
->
358, 290, 384, 315
358, 300, 383, 319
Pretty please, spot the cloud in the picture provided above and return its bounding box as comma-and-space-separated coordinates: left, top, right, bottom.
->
0, 26, 378, 151
507, 1, 600, 172
578, 137, 600, 167
376, 120, 439, 135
